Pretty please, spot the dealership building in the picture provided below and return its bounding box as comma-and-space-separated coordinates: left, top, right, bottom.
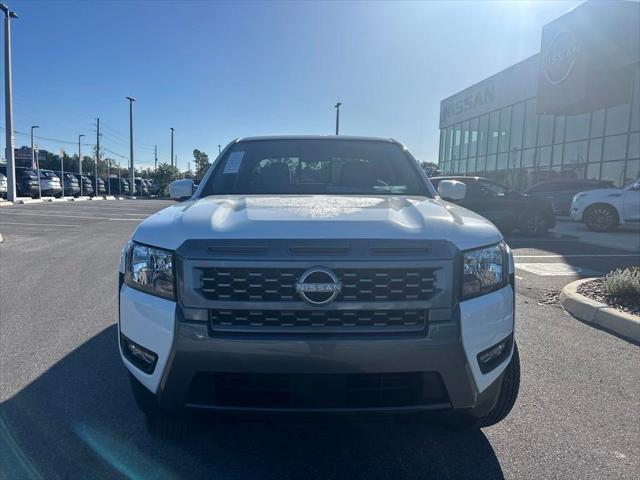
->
438, 0, 640, 190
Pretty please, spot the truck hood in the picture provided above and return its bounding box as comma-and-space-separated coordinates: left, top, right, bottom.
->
133, 195, 502, 252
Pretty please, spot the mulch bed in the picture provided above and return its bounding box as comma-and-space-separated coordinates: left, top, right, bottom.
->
578, 278, 640, 317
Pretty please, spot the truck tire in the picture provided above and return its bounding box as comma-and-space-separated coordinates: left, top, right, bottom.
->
520, 212, 548, 237
584, 204, 619, 232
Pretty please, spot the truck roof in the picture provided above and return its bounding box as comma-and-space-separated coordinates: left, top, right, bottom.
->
235, 135, 398, 143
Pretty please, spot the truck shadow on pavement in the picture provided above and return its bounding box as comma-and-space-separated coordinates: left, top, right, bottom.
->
0, 326, 504, 480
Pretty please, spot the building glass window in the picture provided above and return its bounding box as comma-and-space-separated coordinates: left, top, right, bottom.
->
590, 109, 605, 138
565, 113, 591, 142
554, 116, 565, 144
522, 148, 536, 168
564, 141, 588, 165
538, 146, 552, 167
537, 114, 554, 146
478, 114, 489, 155
488, 111, 500, 154
631, 64, 640, 132
606, 104, 630, 136
601, 161, 626, 187
467, 156, 477, 175
469, 117, 479, 157
476, 155, 486, 174
523, 99, 537, 148
439, 130, 445, 164
626, 159, 639, 184
628, 132, 639, 159
588, 138, 602, 164
461, 121, 470, 159
603, 134, 627, 161
498, 107, 511, 153
444, 127, 453, 162
510, 102, 524, 152
552, 144, 563, 166
486, 154, 497, 178
586, 162, 601, 180
452, 124, 461, 160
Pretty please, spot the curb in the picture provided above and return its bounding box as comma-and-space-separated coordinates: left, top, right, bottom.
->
69, 197, 89, 201
0, 201, 14, 207
0, 233, 3, 243
16, 198, 43, 204
560, 278, 640, 343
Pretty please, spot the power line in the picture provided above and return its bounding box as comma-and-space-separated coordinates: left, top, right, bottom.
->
1, 126, 94, 146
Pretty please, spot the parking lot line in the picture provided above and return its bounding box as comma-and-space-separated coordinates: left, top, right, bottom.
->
0, 212, 115, 221
0, 221, 81, 228
514, 254, 638, 258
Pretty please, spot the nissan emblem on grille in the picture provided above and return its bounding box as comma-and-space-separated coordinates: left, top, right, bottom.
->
295, 267, 342, 305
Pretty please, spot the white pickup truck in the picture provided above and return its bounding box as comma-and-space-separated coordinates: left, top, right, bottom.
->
118, 136, 519, 434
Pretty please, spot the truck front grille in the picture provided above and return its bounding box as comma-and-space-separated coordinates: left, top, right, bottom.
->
199, 267, 437, 303
210, 309, 427, 334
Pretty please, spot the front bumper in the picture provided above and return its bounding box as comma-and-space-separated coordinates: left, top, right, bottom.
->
119, 283, 515, 416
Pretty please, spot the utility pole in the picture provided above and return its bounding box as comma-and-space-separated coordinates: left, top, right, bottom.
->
154, 144, 157, 170
218, 144, 221, 155
31, 125, 40, 197
107, 158, 111, 196
78, 134, 84, 196
1, 3, 17, 202
334, 102, 342, 135
117, 161, 121, 195
60, 148, 65, 198
126, 96, 135, 196
95, 117, 100, 197
170, 128, 174, 167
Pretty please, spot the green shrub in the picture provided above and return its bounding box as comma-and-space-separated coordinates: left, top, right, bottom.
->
602, 266, 640, 300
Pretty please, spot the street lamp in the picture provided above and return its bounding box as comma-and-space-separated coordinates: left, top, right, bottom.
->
31, 125, 40, 198
78, 134, 84, 196
218, 144, 221, 155
1, 3, 18, 202
334, 102, 342, 135
126, 96, 135, 196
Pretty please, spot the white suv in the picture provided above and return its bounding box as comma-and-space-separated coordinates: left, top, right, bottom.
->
571, 179, 640, 231
118, 136, 519, 434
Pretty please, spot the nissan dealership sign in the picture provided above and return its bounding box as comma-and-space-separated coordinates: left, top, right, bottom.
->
537, 1, 639, 115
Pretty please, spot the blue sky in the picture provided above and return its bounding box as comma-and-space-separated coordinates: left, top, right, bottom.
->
2, 0, 582, 170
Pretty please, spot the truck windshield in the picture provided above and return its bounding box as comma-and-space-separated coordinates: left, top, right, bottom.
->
201, 139, 430, 197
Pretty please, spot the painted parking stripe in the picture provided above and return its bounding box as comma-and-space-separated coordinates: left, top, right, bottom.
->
516, 263, 601, 276
0, 221, 81, 228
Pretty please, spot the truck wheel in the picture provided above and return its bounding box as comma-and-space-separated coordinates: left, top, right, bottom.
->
584, 204, 619, 232
445, 342, 520, 430
520, 212, 547, 237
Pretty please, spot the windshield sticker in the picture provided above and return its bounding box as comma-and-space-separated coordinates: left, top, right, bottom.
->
223, 151, 244, 174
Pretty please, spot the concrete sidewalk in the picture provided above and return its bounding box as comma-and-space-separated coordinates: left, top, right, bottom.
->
551, 218, 640, 253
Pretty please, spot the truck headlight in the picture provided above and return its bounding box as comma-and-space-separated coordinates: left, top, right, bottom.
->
124, 242, 175, 300
461, 242, 508, 300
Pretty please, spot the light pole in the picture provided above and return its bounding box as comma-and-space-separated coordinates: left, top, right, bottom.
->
1, 3, 17, 202
78, 134, 84, 196
218, 144, 221, 155
170, 127, 174, 167
126, 96, 135, 196
31, 125, 40, 198
334, 102, 342, 135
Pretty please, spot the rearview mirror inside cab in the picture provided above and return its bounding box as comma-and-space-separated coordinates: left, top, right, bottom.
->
437, 180, 467, 201
169, 179, 194, 201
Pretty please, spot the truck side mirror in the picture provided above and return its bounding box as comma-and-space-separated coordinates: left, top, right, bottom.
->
437, 180, 467, 201
169, 179, 194, 201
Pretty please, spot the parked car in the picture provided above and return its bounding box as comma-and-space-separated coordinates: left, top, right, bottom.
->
80, 175, 94, 196
524, 179, 614, 215
134, 177, 149, 196
53, 171, 81, 197
571, 178, 640, 232
5, 167, 41, 198
0, 172, 7, 199
121, 136, 520, 435
107, 176, 130, 195
87, 175, 107, 195
431, 176, 556, 236
39, 171, 63, 198
147, 178, 160, 196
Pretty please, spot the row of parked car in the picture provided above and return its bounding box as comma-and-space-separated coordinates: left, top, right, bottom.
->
0, 166, 159, 199
429, 176, 640, 235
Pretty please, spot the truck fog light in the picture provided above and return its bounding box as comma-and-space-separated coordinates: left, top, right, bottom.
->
120, 333, 158, 374
477, 335, 512, 374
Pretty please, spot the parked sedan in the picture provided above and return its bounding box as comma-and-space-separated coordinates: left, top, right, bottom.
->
39, 171, 63, 198
431, 176, 556, 236
571, 178, 640, 231
107, 176, 130, 195
80, 175, 94, 196
524, 179, 613, 215
134, 177, 149, 196
0, 165, 41, 198
87, 175, 106, 195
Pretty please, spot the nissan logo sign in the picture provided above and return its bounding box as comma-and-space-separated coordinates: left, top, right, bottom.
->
295, 267, 342, 306
543, 30, 581, 86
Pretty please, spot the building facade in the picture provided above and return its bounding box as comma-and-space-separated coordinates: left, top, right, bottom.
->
438, 1, 640, 190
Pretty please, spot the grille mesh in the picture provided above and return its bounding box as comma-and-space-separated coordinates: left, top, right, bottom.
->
210, 309, 427, 333
199, 267, 436, 302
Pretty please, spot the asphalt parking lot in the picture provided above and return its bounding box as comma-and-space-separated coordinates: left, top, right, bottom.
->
1, 200, 639, 480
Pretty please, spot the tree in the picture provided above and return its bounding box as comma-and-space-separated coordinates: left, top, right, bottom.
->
193, 149, 210, 180
152, 162, 182, 196
420, 161, 441, 178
